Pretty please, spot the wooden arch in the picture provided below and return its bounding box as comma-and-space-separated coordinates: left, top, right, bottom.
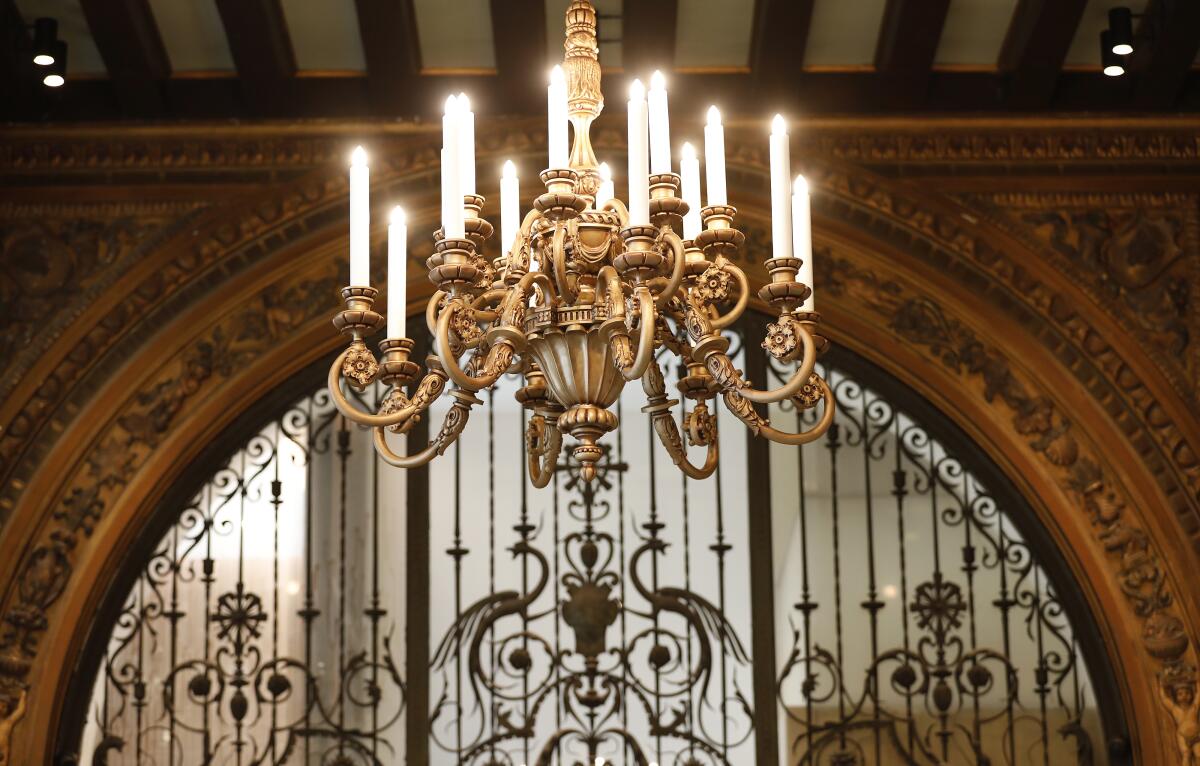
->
0, 118, 1197, 764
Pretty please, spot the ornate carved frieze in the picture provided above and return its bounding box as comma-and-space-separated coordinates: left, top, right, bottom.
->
959, 191, 1198, 403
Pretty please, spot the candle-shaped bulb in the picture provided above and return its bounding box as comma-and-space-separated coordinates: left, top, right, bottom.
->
793, 174, 814, 311
768, 114, 792, 261
349, 145, 370, 286
457, 92, 470, 111
679, 142, 702, 240
445, 94, 458, 115
457, 92, 475, 196
704, 105, 727, 207
500, 159, 520, 258
648, 70, 671, 174
627, 79, 650, 223
548, 66, 569, 168
387, 204, 408, 338
597, 161, 615, 207
441, 95, 465, 239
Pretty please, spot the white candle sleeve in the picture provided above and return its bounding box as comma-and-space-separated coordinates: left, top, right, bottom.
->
442, 96, 464, 239
627, 79, 650, 223
680, 143, 702, 240
597, 162, 615, 208
704, 106, 727, 207
387, 206, 407, 337
458, 93, 475, 197
349, 146, 370, 286
548, 66, 569, 168
792, 175, 814, 311
769, 115, 792, 261
501, 160, 520, 256
648, 71, 671, 175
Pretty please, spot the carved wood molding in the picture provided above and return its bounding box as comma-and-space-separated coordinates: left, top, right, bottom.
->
1, 117, 1199, 762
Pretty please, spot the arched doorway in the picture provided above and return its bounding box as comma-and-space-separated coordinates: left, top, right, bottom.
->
60, 314, 1129, 765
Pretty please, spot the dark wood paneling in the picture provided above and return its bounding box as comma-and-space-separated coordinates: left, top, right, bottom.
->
78, 0, 170, 116
874, 0, 952, 108
214, 0, 297, 117
623, 0, 678, 75
491, 0, 546, 113
1133, 0, 1200, 108
751, 0, 816, 102
354, 0, 420, 113
997, 0, 1089, 108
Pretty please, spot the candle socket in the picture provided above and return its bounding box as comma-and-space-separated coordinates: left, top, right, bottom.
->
615, 224, 665, 282
757, 256, 811, 313
681, 242, 712, 279
695, 206, 744, 260
462, 194, 494, 250
333, 286, 385, 341
677, 360, 720, 400
536, 169, 587, 221
793, 310, 830, 357
378, 337, 421, 387
648, 173, 686, 231
427, 238, 482, 292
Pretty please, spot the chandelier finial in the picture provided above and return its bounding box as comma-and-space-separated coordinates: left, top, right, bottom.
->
563, 0, 602, 198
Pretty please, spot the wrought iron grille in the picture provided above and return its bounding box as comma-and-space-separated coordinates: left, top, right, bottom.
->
68, 320, 1120, 765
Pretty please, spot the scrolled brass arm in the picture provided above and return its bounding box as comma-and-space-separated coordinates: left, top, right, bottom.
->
721, 375, 835, 446
595, 267, 656, 382
373, 388, 482, 468
696, 316, 818, 406
640, 361, 718, 480
327, 348, 450, 429
525, 412, 564, 488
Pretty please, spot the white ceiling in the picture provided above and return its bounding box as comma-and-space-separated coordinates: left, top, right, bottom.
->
935, 0, 1018, 66
15, 0, 104, 74
146, 0, 231, 72
282, 0, 367, 71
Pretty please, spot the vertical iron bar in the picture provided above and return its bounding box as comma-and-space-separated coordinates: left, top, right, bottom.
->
858, 389, 883, 764
826, 420, 845, 747
795, 407, 815, 761
405, 329, 432, 766
369, 385, 383, 756
616, 396, 630, 764
271, 428, 282, 761
337, 417, 351, 757
892, 420, 914, 754
742, 313, 778, 766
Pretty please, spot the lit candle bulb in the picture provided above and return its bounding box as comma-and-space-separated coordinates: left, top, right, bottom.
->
793, 175, 814, 311
679, 142, 702, 240
349, 145, 370, 287
458, 92, 475, 197
501, 160, 520, 257
648, 70, 671, 175
548, 65, 569, 169
704, 105, 727, 207
627, 78, 650, 223
769, 114, 792, 261
387, 205, 407, 338
596, 161, 615, 207
442, 95, 464, 239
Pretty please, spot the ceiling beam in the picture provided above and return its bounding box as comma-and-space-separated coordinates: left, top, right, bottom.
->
997, 0, 1089, 109
751, 0, 816, 101
78, 0, 170, 116
623, 0, 678, 75
1132, 0, 1200, 108
214, 0, 297, 118
354, 0, 420, 113
0, 0, 28, 120
874, 0, 951, 108
491, 0, 546, 113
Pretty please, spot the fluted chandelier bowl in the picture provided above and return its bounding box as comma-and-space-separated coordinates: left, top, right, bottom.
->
326, 0, 836, 485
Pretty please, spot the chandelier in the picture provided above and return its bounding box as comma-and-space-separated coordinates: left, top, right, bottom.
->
328, 0, 834, 483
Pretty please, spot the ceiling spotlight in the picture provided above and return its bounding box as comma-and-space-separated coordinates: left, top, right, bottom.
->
1108, 7, 1134, 56
1101, 31, 1125, 77
43, 41, 67, 87
32, 17, 58, 66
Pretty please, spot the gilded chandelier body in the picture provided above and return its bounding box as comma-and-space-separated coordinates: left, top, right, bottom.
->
328, 0, 834, 483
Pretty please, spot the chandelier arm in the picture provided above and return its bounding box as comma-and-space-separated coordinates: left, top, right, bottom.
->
653, 230, 687, 310
434, 302, 518, 392
703, 318, 818, 405
525, 413, 563, 489
707, 260, 751, 330
601, 198, 630, 226
550, 225, 577, 305
372, 389, 482, 468
639, 361, 718, 479
617, 287, 656, 381
326, 349, 448, 428
721, 375, 836, 446
426, 289, 447, 337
